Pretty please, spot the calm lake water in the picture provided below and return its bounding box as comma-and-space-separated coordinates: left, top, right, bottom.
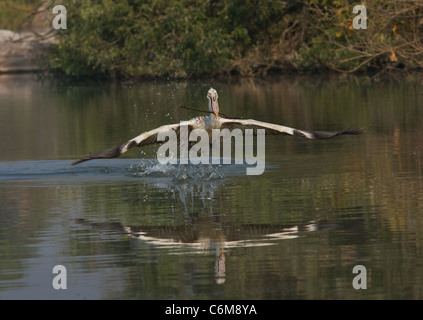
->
1, 74, 423, 300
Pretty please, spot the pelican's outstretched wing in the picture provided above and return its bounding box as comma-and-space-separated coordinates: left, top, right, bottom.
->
71, 118, 201, 165
218, 118, 363, 139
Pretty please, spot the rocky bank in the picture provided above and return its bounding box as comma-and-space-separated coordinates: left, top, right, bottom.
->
0, 29, 56, 73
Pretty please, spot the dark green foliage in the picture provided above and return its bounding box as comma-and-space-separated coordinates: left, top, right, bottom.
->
50, 0, 288, 78
45, 0, 423, 78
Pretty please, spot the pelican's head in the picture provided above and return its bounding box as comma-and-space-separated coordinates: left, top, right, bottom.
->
207, 87, 219, 118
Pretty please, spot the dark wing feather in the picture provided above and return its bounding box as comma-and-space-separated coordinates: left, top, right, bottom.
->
308, 128, 363, 139
71, 140, 138, 165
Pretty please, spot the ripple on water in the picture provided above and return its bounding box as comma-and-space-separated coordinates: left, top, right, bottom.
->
0, 158, 267, 186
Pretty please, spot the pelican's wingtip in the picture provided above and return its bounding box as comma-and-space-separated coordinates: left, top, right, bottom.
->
71, 158, 88, 166
342, 127, 364, 135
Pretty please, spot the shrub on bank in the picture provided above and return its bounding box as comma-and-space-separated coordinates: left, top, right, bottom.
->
6, 0, 423, 78
49, 0, 288, 78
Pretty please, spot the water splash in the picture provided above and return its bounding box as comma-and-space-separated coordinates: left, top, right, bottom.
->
126, 160, 225, 181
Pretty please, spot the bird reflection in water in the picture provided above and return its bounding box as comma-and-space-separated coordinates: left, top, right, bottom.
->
75, 177, 335, 285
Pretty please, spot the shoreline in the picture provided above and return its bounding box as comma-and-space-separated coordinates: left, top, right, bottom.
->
0, 28, 421, 82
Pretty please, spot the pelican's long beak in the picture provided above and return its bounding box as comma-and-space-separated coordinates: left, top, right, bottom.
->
211, 97, 219, 118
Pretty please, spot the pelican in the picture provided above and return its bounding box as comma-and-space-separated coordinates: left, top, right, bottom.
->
71, 88, 362, 165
